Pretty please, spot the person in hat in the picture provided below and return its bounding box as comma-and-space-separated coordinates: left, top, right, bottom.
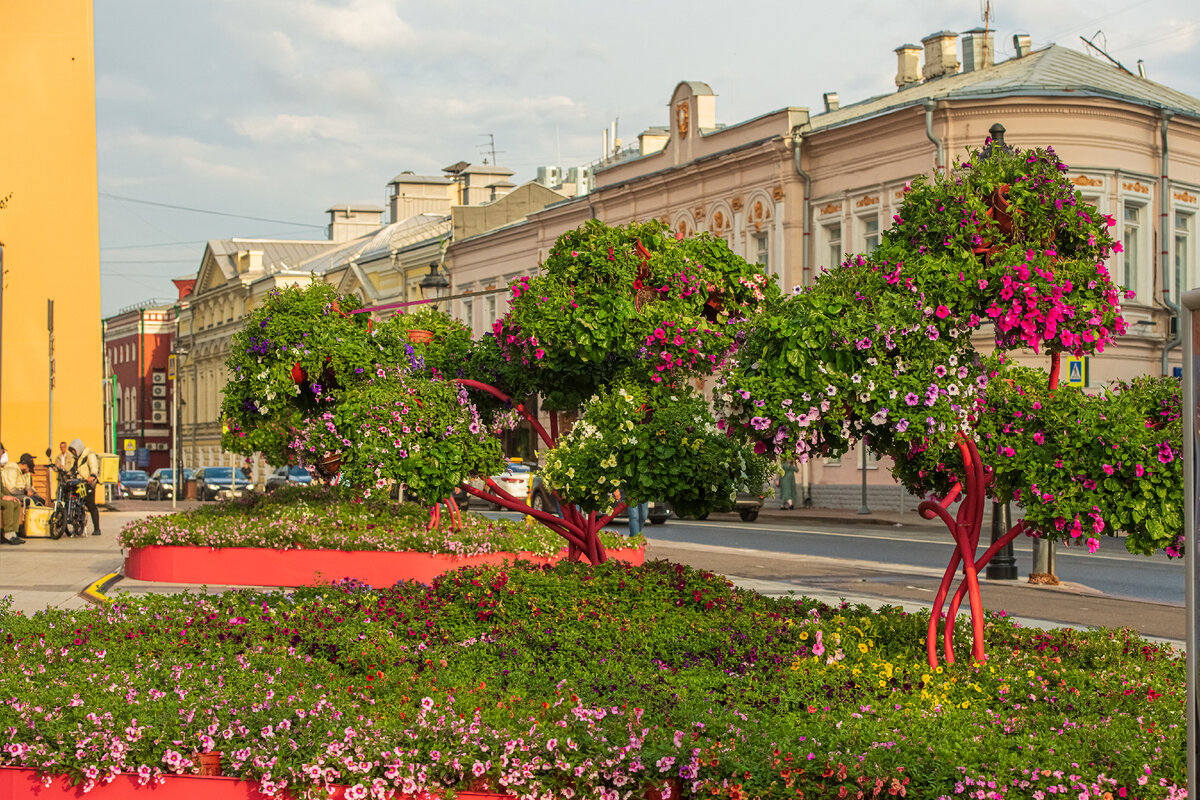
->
1, 452, 39, 545
67, 438, 101, 536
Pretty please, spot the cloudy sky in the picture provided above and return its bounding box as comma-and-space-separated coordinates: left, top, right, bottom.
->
97, 0, 1199, 316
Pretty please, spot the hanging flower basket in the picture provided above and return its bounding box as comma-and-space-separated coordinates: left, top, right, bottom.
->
407, 329, 434, 344
318, 452, 342, 478
986, 183, 1016, 237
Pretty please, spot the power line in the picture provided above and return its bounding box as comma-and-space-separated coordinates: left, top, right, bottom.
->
101, 258, 197, 265
101, 239, 209, 251
100, 192, 325, 229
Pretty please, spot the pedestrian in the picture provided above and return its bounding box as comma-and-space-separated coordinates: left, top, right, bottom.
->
67, 438, 101, 536
53, 441, 72, 472
0, 442, 7, 467
623, 490, 648, 538
779, 461, 797, 510
0, 452, 38, 545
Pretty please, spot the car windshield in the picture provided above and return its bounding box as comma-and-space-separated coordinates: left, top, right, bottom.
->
157, 469, 191, 481
287, 467, 310, 479
504, 463, 533, 474
205, 468, 249, 481
120, 471, 148, 481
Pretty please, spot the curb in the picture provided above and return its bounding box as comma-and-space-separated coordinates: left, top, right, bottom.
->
78, 572, 123, 606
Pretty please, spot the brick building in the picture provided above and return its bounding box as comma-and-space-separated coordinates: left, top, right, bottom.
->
102, 301, 177, 472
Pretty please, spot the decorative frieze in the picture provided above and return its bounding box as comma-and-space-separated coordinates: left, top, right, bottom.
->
1122, 180, 1151, 195
1071, 175, 1103, 187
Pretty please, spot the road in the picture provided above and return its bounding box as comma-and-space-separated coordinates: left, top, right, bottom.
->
639, 517, 1185, 607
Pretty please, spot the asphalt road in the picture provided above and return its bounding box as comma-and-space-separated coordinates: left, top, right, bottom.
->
640, 517, 1186, 607
485, 509, 1185, 607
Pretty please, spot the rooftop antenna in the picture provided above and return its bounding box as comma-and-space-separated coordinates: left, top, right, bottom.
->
981, 0, 991, 65
1080, 31, 1134, 75
478, 133, 504, 166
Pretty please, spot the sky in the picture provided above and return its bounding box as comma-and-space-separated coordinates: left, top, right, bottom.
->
96, 0, 1200, 317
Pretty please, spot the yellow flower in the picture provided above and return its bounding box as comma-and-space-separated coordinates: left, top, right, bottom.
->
799, 631, 808, 640
960, 701, 970, 708
935, 666, 944, 674
857, 642, 869, 653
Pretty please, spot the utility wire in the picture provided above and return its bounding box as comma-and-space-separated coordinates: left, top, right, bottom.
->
100, 192, 325, 229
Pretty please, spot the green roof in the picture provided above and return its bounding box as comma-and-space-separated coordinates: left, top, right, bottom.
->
810, 44, 1200, 132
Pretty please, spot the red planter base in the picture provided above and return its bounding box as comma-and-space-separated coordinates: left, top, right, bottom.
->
124, 545, 645, 588
0, 767, 510, 800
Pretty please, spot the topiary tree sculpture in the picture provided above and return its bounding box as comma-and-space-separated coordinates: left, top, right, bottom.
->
440, 219, 779, 563
721, 144, 1182, 668
221, 283, 503, 523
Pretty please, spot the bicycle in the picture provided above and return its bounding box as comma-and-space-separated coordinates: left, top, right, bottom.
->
49, 466, 88, 539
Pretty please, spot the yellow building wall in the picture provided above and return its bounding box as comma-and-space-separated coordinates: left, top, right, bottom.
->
0, 1, 102, 461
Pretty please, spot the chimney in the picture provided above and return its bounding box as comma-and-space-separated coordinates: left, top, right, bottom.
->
235, 249, 263, 275
921, 31, 960, 80
960, 27, 994, 72
823, 92, 840, 112
1012, 33, 1032, 58
894, 44, 922, 88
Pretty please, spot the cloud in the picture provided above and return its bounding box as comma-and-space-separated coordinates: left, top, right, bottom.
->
102, 128, 266, 184
96, 73, 152, 103
294, 0, 413, 50
230, 113, 362, 143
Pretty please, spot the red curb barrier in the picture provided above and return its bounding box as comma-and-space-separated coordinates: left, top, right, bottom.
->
124, 545, 645, 588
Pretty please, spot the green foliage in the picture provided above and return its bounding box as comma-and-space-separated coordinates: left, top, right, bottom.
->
499, 219, 779, 410
0, 561, 1183, 798
541, 380, 765, 516
333, 369, 503, 505
978, 364, 1184, 554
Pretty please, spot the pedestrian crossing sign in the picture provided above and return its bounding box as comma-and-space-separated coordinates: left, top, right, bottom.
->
1065, 356, 1088, 387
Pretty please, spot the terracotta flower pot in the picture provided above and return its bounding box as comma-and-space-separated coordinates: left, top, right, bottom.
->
407, 329, 434, 344
987, 183, 1015, 237
644, 778, 683, 800
197, 751, 223, 777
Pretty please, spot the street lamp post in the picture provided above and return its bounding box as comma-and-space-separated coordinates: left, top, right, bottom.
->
418, 262, 450, 310
171, 340, 189, 511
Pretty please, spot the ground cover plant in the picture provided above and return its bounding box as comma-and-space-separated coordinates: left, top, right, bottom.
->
0, 561, 1184, 799
117, 486, 641, 557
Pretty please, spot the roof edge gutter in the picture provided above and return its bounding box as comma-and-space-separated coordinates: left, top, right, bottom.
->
922, 100, 945, 172
1160, 108, 1180, 375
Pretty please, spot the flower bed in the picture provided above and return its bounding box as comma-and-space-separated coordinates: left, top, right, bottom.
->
118, 486, 643, 587
0, 561, 1183, 799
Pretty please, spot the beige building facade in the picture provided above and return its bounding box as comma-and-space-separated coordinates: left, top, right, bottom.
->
446, 32, 1200, 509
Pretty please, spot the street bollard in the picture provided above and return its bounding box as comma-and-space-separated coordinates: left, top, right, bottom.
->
986, 501, 1019, 579
1030, 536, 1060, 584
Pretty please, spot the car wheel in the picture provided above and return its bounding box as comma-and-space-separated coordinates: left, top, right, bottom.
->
649, 516, 667, 525
531, 490, 551, 514
739, 509, 760, 523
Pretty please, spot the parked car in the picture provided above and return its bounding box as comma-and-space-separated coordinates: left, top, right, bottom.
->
265, 466, 313, 491
117, 470, 150, 499
672, 490, 765, 522
193, 466, 254, 501
146, 468, 194, 500
610, 499, 671, 525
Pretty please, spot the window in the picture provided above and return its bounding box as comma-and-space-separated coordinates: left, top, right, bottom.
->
485, 296, 497, 329
753, 233, 769, 271
462, 298, 474, 334
1123, 204, 1143, 300
825, 223, 842, 268
1175, 211, 1194, 302
862, 217, 880, 254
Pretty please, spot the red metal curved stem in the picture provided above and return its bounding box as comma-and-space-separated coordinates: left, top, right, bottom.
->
927, 547, 962, 667
463, 482, 588, 552
946, 520, 1028, 635
453, 379, 555, 449
1048, 351, 1061, 391
446, 496, 463, 531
